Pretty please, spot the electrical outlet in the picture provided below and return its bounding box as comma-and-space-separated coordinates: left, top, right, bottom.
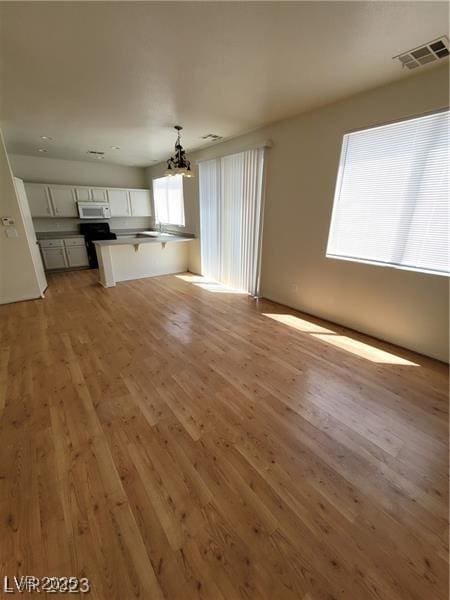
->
290, 283, 298, 293
2, 217, 15, 226
5, 228, 18, 238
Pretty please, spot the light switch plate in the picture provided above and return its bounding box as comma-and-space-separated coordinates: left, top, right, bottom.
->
2, 217, 15, 226
5, 228, 18, 238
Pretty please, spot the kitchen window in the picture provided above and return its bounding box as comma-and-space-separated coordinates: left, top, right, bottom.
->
326, 109, 449, 276
153, 175, 185, 227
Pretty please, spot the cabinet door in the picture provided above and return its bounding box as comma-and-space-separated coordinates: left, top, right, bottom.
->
129, 189, 152, 216
107, 189, 131, 216
75, 187, 91, 202
66, 245, 89, 267
24, 183, 54, 217
48, 186, 78, 217
91, 188, 108, 202
42, 247, 68, 270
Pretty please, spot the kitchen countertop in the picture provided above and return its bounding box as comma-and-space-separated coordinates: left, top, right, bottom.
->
94, 233, 195, 247
36, 229, 194, 240
36, 231, 83, 240
111, 228, 160, 236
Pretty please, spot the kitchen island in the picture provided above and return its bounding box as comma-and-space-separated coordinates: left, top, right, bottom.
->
94, 232, 195, 287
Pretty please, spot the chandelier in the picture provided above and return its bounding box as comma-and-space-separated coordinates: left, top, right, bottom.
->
164, 125, 194, 178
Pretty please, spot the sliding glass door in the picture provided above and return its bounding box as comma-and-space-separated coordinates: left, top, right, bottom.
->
199, 147, 266, 296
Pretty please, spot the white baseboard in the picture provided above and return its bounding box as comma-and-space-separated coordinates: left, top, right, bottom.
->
0, 293, 42, 305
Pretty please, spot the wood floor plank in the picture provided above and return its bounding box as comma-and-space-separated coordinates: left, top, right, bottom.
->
0, 269, 447, 599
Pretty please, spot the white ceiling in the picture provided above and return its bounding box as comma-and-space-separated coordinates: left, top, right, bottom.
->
0, 1, 448, 167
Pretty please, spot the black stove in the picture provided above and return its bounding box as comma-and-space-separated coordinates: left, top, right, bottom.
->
79, 222, 117, 268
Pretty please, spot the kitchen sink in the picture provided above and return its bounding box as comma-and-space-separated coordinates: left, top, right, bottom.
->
136, 231, 174, 238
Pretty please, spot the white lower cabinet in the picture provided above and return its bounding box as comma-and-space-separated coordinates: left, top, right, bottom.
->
65, 240, 89, 267
41, 247, 68, 270
40, 238, 89, 270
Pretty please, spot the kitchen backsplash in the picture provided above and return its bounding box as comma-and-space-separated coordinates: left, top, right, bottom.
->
33, 216, 154, 232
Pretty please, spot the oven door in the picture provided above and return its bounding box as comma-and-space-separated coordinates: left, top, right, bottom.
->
78, 202, 111, 219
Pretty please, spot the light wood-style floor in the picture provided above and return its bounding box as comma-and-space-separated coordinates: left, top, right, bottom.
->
0, 270, 448, 600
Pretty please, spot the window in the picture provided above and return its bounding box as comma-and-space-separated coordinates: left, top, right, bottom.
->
326, 110, 449, 276
153, 175, 185, 226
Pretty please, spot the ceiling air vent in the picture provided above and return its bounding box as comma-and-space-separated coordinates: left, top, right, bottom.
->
86, 150, 105, 159
394, 36, 449, 70
201, 133, 223, 141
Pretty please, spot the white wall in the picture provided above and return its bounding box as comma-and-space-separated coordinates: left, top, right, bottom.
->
9, 154, 147, 188
0, 131, 41, 304
147, 65, 449, 362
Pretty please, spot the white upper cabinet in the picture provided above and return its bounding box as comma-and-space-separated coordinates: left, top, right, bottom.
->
107, 189, 131, 216
91, 188, 108, 202
129, 189, 152, 216
75, 187, 108, 202
74, 187, 91, 202
26, 182, 152, 219
25, 183, 54, 217
48, 185, 78, 217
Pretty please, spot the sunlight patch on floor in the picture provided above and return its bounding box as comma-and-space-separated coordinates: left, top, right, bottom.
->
311, 334, 418, 365
194, 282, 247, 294
176, 274, 206, 283
176, 274, 247, 294
263, 313, 335, 334
179, 278, 419, 364
263, 312, 418, 365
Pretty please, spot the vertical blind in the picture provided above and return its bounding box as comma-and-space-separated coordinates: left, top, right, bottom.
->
199, 147, 265, 295
326, 110, 449, 275
153, 175, 185, 226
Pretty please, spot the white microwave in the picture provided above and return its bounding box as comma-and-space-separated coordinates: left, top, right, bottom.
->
78, 202, 111, 219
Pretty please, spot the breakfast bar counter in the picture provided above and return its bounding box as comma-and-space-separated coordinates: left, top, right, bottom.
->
94, 233, 195, 287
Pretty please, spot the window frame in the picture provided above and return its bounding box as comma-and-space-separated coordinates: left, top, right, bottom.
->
326, 108, 449, 278
152, 174, 186, 228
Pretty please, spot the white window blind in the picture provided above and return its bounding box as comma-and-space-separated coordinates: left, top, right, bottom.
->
326, 110, 449, 276
153, 175, 185, 226
199, 147, 266, 295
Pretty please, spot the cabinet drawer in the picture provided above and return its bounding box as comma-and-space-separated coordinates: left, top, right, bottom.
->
64, 237, 85, 247
40, 239, 64, 248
